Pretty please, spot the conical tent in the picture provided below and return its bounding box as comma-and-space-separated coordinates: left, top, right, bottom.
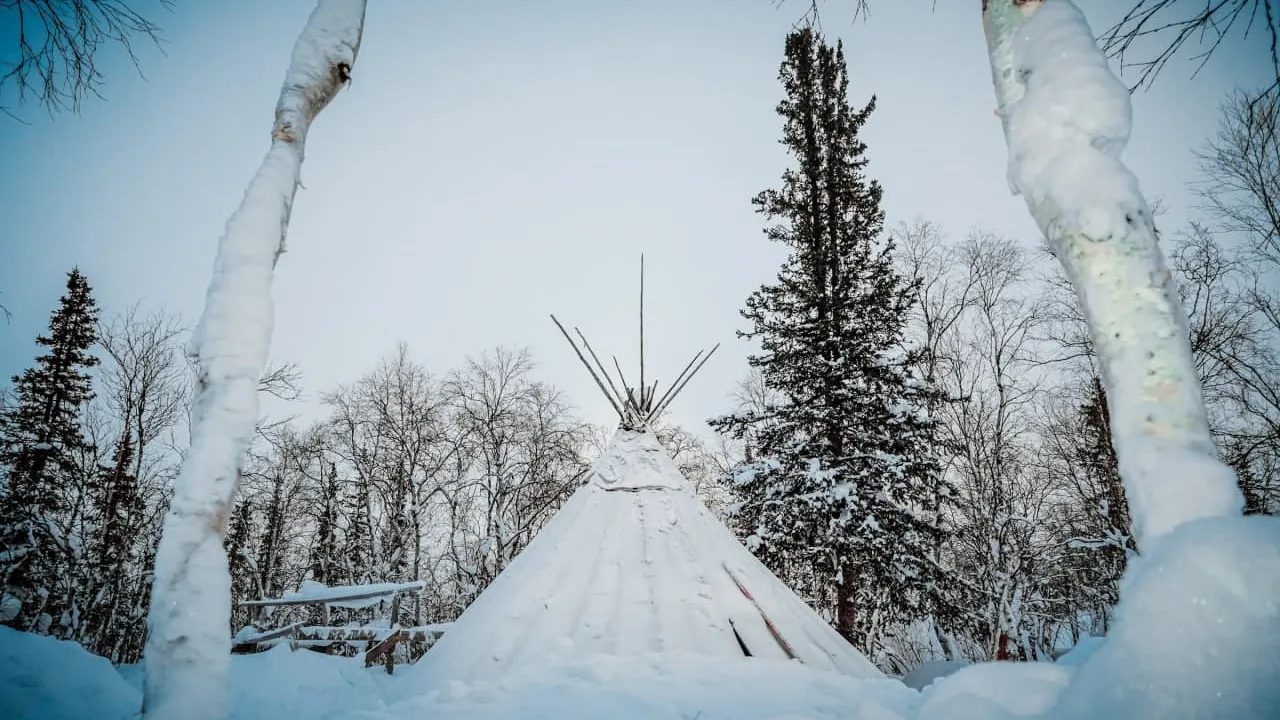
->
410, 428, 883, 688
411, 259, 882, 688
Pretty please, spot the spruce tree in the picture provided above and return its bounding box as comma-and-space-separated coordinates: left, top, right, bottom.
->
0, 268, 100, 632
1063, 376, 1134, 631
306, 462, 342, 627
341, 477, 374, 586
83, 429, 143, 659
712, 28, 949, 654
308, 461, 341, 587
224, 493, 256, 632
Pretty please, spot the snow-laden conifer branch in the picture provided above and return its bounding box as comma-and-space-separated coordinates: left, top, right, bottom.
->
142, 2, 366, 719
982, 0, 1243, 550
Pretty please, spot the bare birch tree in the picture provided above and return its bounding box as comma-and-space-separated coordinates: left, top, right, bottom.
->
79, 307, 186, 662
442, 348, 590, 600
983, 0, 1242, 551
323, 343, 455, 623
1190, 90, 1280, 511
143, 2, 366, 718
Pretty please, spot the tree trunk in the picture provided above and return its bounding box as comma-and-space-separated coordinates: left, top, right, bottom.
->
834, 561, 858, 647
142, 3, 366, 718
981, 0, 1242, 550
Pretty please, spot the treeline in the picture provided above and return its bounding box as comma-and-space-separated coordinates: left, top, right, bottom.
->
0, 292, 728, 660
224, 344, 730, 634
846, 200, 1280, 668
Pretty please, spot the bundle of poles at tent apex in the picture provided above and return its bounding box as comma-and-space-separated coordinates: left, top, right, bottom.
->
551, 255, 719, 431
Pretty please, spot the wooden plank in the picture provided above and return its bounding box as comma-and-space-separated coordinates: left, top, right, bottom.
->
722, 562, 799, 660
365, 630, 404, 673
294, 626, 443, 643
240, 588, 397, 608
230, 617, 304, 645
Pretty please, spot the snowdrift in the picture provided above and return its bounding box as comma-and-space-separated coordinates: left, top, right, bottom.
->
1, 519, 1275, 720
0, 626, 396, 720
0, 625, 140, 720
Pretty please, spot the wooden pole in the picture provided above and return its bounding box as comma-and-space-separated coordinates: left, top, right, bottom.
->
550, 314, 625, 420
640, 254, 645, 403
647, 349, 706, 420
574, 327, 631, 415
649, 343, 719, 423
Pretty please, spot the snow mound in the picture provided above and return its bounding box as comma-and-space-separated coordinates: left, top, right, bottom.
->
918, 662, 1069, 720
1053, 637, 1104, 667
0, 625, 140, 720
0, 626, 395, 720
1055, 516, 1280, 719
387, 652, 918, 720
900, 660, 968, 691
228, 644, 395, 718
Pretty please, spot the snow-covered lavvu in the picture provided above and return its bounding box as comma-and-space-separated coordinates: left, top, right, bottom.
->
1, 0, 1278, 719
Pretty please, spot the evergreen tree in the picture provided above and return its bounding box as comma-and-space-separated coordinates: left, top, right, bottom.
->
82, 428, 143, 660
305, 462, 342, 627
1060, 376, 1134, 633
0, 268, 100, 632
224, 492, 257, 632
308, 461, 341, 587
712, 28, 949, 655
341, 477, 374, 586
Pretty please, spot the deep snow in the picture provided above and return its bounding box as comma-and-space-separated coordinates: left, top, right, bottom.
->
3, 511, 1278, 720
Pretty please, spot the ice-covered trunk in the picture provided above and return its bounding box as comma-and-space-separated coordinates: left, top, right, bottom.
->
981, 0, 1242, 551
142, 2, 366, 718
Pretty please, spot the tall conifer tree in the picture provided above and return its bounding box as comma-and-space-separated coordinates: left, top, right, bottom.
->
224, 494, 257, 632
83, 429, 144, 659
712, 28, 949, 655
0, 268, 100, 631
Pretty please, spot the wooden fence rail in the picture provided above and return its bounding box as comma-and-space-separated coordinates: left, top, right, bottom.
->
230, 581, 443, 673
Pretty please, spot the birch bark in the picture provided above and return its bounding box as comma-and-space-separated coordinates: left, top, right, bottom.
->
981, 0, 1242, 550
142, 2, 367, 718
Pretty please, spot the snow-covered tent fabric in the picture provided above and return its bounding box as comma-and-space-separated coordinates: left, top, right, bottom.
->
410, 429, 882, 689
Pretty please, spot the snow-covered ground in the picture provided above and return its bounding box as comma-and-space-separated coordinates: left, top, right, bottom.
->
0, 623, 968, 720
5, 522, 1278, 720
1, 626, 398, 720
3, 433, 1277, 720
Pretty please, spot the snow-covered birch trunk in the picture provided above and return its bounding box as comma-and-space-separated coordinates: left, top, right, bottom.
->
142, 2, 367, 718
981, 0, 1242, 551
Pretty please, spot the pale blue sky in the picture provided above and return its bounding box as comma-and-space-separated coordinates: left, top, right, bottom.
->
0, 1, 1270, 432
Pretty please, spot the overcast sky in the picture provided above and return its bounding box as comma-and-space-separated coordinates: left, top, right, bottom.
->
0, 1, 1271, 435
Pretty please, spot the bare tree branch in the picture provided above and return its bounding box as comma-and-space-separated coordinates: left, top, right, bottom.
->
824, 1, 1275, 92
258, 362, 303, 402
776, 0, 870, 30
1098, 0, 1279, 92
1, 0, 173, 117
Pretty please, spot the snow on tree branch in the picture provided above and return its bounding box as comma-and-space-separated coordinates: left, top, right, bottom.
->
142, 2, 366, 719
982, 0, 1243, 551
